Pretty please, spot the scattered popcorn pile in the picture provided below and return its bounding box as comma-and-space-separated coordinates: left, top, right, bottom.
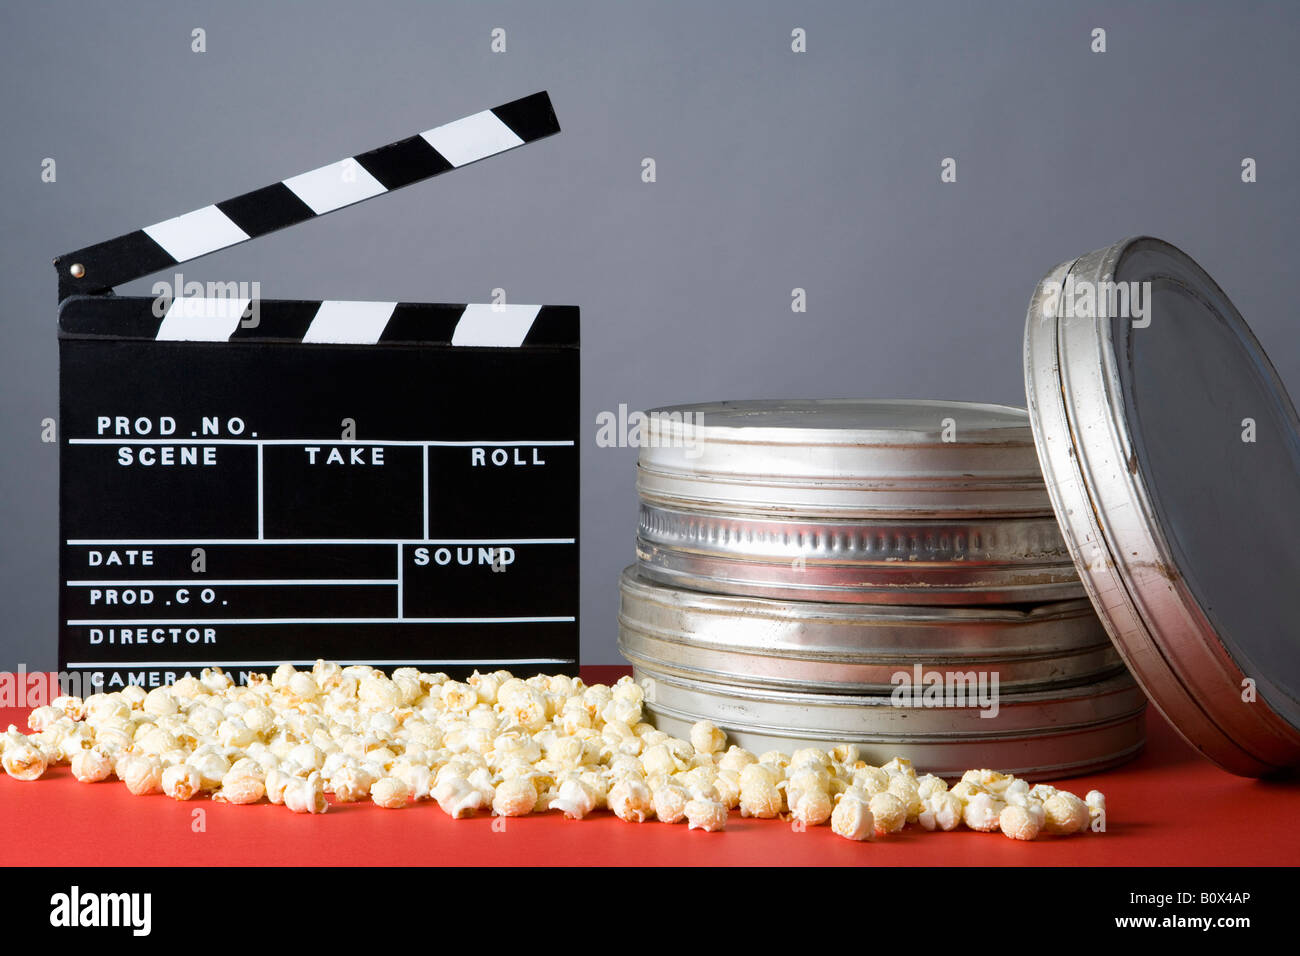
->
0, 662, 1105, 841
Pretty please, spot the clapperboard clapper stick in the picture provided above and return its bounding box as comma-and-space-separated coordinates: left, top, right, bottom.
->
54, 92, 580, 691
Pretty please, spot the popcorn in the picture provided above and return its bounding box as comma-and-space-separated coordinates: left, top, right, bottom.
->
288, 673, 320, 701
919, 791, 963, 832
468, 671, 504, 704
852, 765, 890, 796
868, 792, 907, 835
120, 754, 164, 796
961, 769, 1013, 794
27, 705, 64, 734
499, 682, 548, 731
916, 774, 948, 801
370, 776, 411, 809
601, 697, 642, 727
717, 746, 757, 773
961, 791, 1006, 832
141, 688, 178, 718
551, 778, 599, 820
214, 769, 266, 805
789, 787, 833, 827
51, 695, 88, 722
689, 720, 727, 756
950, 779, 983, 801
738, 764, 783, 819
887, 774, 923, 821
136, 726, 178, 756
162, 764, 203, 801
786, 763, 832, 799
999, 803, 1042, 841
1043, 791, 1091, 834
85, 695, 130, 724
640, 743, 679, 777
712, 769, 741, 810
492, 777, 539, 817
608, 778, 654, 822
758, 751, 790, 772
188, 752, 230, 791
831, 788, 875, 841
651, 782, 691, 823
1022, 798, 1047, 830
393, 762, 435, 802
46, 723, 94, 763
433, 775, 485, 819
264, 769, 293, 805
831, 744, 860, 765
1004, 778, 1030, 801
1, 725, 26, 754
283, 772, 328, 814
790, 748, 831, 769
0, 659, 1109, 845
70, 746, 114, 784
684, 796, 727, 832
881, 757, 915, 778
286, 742, 324, 774
116, 687, 144, 710
2, 741, 48, 781
674, 765, 718, 798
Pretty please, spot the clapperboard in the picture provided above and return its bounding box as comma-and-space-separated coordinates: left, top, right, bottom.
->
53, 92, 579, 690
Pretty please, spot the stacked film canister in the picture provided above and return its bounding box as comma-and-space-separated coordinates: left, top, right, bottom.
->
619, 399, 1145, 778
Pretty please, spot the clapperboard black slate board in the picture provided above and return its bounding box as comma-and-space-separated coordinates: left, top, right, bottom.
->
53, 92, 579, 691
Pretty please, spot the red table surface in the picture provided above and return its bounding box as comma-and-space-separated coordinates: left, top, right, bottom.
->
1, 666, 1297, 867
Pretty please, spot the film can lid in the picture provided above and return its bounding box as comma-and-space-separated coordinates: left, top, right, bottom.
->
1023, 236, 1300, 776
638, 398, 1054, 519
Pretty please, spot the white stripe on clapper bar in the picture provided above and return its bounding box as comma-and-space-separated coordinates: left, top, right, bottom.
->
156, 296, 252, 341
282, 158, 387, 215
143, 205, 250, 262
302, 301, 398, 344
421, 111, 524, 167
451, 303, 541, 347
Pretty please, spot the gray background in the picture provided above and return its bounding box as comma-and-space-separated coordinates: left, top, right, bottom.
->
1, 1, 1296, 668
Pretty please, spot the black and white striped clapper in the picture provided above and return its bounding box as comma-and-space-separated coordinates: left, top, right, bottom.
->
55, 92, 578, 691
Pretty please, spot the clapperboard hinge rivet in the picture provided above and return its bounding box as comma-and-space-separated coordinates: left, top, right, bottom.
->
70, 263, 85, 278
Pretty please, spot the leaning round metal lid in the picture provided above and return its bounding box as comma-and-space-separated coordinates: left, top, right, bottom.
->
1024, 236, 1300, 776
638, 399, 1053, 518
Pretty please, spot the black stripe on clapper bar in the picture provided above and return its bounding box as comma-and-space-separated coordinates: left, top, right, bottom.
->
56, 295, 579, 348
53, 91, 561, 300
